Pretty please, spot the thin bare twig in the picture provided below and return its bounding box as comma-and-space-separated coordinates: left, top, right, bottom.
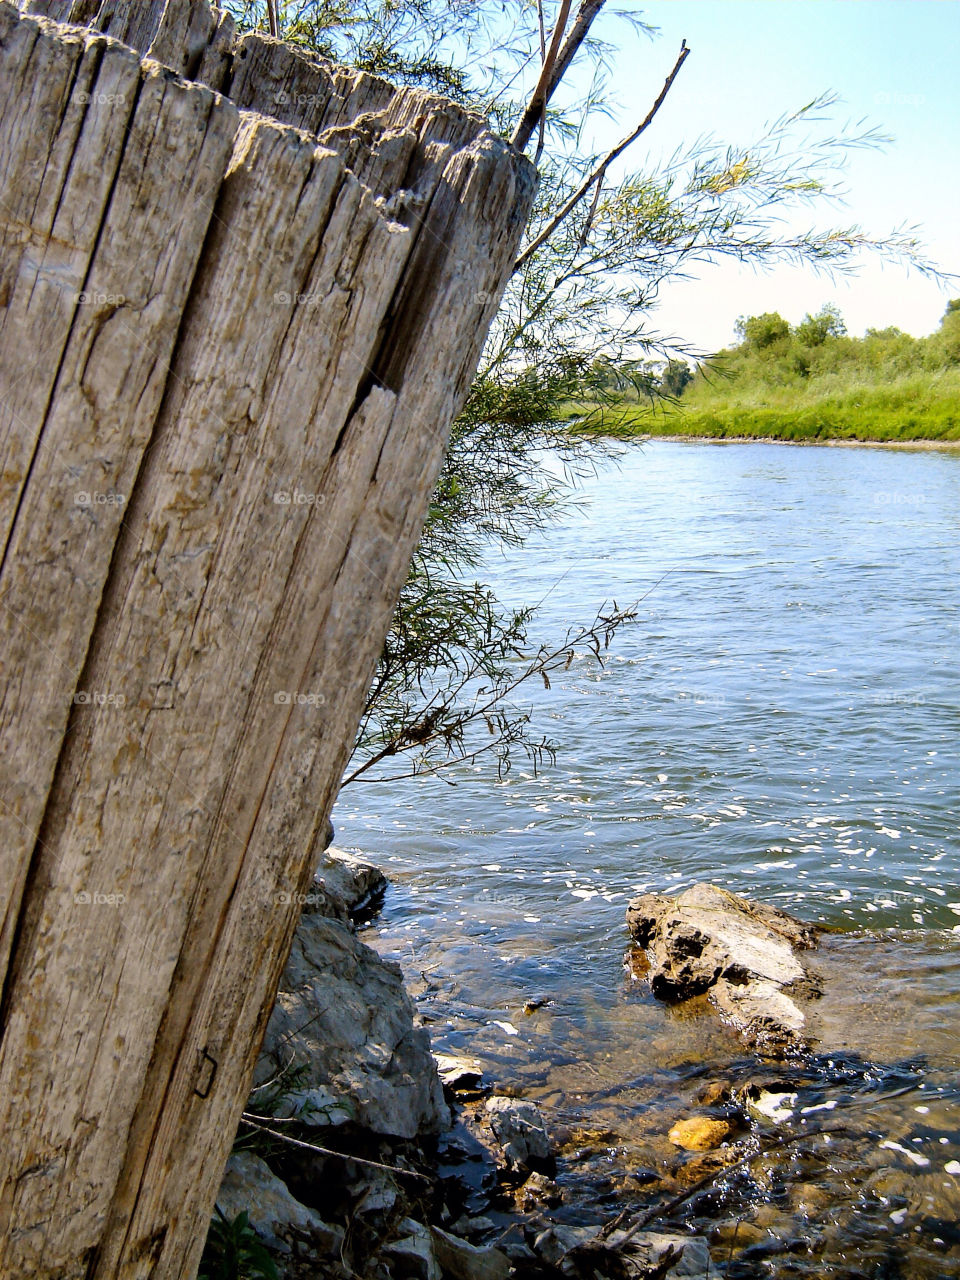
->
514, 40, 691, 272
578, 172, 604, 248
613, 1126, 847, 1249
512, 0, 573, 152
238, 1116, 433, 1183
265, 0, 279, 37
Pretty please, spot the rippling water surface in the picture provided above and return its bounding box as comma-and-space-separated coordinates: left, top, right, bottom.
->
335, 441, 960, 1275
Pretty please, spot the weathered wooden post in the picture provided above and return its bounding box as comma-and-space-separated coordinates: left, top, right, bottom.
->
0, 2, 534, 1274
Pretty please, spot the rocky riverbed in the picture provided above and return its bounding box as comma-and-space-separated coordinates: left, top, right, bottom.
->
208, 856, 960, 1280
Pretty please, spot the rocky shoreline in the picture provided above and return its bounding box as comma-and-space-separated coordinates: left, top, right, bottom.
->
207, 855, 958, 1279
209, 852, 762, 1278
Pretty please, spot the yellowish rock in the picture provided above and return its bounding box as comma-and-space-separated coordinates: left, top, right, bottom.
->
668, 1116, 736, 1151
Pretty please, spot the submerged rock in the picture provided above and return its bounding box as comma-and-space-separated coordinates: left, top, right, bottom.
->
516, 1170, 563, 1209
739, 1080, 800, 1124
626, 883, 821, 1050
668, 1116, 736, 1151
485, 1095, 553, 1171
695, 1080, 733, 1106
672, 1147, 744, 1187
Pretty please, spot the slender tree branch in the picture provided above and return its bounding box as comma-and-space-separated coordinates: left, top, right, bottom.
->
544, 0, 608, 112
345, 596, 644, 786
514, 40, 691, 272
239, 1117, 432, 1182
534, 0, 548, 165
512, 0, 573, 151
265, 0, 279, 38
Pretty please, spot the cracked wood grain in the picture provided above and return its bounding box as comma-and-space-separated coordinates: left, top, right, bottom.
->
0, 2, 535, 1276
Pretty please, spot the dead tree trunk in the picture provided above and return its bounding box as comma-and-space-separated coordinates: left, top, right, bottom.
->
0, 3, 535, 1276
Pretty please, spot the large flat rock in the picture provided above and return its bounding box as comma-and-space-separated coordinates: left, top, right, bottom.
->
626, 883, 821, 1052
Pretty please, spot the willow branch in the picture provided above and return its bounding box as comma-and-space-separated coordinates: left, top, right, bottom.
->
514, 40, 691, 272
512, 0, 573, 152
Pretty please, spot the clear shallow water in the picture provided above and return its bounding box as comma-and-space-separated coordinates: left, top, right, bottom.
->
335, 441, 960, 1274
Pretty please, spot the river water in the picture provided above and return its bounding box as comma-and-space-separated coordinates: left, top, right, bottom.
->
335, 441, 960, 1276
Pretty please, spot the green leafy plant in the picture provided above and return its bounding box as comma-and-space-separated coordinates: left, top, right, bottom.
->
198, 1208, 278, 1280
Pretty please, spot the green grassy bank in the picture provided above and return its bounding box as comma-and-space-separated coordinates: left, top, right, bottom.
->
569, 370, 960, 444
567, 302, 960, 444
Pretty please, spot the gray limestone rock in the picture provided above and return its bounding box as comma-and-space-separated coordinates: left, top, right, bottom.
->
255, 911, 449, 1139
626, 883, 821, 1051
216, 1151, 343, 1256
485, 1095, 552, 1170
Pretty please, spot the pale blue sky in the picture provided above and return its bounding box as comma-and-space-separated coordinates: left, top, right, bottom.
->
579, 1, 960, 351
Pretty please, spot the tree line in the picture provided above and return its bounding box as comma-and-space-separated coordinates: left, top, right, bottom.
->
710, 299, 960, 387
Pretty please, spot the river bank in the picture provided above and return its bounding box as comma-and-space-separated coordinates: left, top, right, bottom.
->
593, 432, 960, 450
562, 364, 960, 443
564, 396, 960, 445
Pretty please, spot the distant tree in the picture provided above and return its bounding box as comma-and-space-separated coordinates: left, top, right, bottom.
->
934, 299, 960, 363
735, 311, 791, 352
795, 303, 846, 346
660, 359, 693, 397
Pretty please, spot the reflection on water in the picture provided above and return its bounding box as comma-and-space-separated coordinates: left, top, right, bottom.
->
336, 441, 960, 1274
